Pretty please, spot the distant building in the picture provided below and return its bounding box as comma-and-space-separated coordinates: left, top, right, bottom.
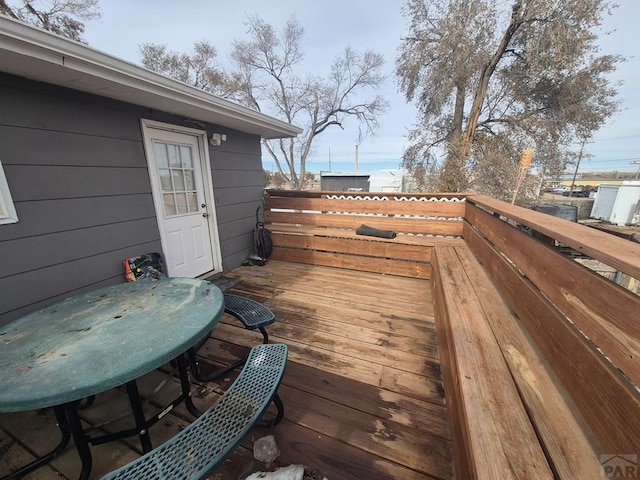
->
320, 172, 370, 192
320, 170, 408, 193
591, 183, 640, 226
369, 170, 404, 192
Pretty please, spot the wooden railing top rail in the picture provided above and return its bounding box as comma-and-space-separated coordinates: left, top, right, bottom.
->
467, 194, 640, 280
266, 196, 465, 218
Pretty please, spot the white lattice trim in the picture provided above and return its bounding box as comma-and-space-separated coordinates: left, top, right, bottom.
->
394, 196, 466, 202
400, 232, 461, 238
393, 216, 464, 221
325, 195, 390, 201
324, 194, 467, 202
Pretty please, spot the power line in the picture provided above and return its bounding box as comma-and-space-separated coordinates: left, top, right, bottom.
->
587, 158, 640, 163
567, 165, 638, 173
593, 134, 640, 141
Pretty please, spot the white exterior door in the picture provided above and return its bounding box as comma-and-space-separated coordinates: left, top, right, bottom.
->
141, 120, 221, 277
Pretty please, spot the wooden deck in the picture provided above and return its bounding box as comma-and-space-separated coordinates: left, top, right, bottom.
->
0, 261, 451, 480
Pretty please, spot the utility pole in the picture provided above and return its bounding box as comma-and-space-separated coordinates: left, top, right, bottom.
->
568, 138, 591, 198
355, 144, 359, 172
511, 148, 534, 204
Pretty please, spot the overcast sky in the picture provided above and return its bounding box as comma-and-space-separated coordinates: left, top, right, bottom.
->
83, 1, 640, 175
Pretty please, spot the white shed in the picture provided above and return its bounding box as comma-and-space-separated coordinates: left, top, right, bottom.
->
590, 184, 640, 226
368, 170, 404, 193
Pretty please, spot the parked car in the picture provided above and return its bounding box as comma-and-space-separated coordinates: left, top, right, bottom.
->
561, 185, 593, 197
552, 186, 570, 194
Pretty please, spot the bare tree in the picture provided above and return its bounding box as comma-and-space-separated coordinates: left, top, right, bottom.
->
396, 0, 622, 195
0, 0, 100, 42
139, 41, 236, 98
140, 15, 388, 190
264, 170, 288, 189
229, 15, 388, 189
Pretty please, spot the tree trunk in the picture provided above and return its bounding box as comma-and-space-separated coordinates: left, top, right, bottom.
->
439, 84, 467, 191
441, 2, 526, 192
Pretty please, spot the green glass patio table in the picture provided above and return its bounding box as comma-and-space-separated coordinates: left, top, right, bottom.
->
0, 277, 223, 480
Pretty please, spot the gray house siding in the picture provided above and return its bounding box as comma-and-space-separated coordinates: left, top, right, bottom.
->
0, 73, 265, 326
208, 141, 266, 268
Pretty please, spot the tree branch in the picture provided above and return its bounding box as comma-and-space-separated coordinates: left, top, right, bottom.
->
0, 0, 19, 18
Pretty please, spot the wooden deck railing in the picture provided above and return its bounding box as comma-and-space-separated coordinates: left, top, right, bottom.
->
263, 189, 640, 479
464, 196, 640, 458
264, 190, 467, 278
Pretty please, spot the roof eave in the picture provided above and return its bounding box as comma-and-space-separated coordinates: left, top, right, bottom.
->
0, 17, 302, 139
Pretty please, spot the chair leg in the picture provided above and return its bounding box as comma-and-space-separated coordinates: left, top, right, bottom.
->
259, 326, 269, 344
256, 393, 284, 428
189, 347, 246, 383
190, 325, 269, 382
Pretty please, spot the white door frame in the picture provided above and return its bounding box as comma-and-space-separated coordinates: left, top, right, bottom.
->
140, 118, 222, 277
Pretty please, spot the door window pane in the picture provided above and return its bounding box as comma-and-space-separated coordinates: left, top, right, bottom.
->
159, 168, 172, 191
187, 192, 198, 212
163, 193, 177, 216
175, 193, 188, 215
180, 146, 193, 168
172, 170, 186, 191
154, 143, 169, 167
168, 144, 181, 168
184, 170, 196, 190
155, 141, 199, 218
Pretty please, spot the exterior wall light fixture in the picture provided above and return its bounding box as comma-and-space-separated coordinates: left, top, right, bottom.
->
209, 133, 227, 146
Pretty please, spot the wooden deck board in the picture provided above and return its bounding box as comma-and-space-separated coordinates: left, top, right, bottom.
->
0, 261, 451, 480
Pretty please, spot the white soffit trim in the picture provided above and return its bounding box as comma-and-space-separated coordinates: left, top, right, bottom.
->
0, 17, 302, 139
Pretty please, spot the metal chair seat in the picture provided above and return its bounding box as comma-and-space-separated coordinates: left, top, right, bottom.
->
100, 344, 288, 480
223, 294, 275, 344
